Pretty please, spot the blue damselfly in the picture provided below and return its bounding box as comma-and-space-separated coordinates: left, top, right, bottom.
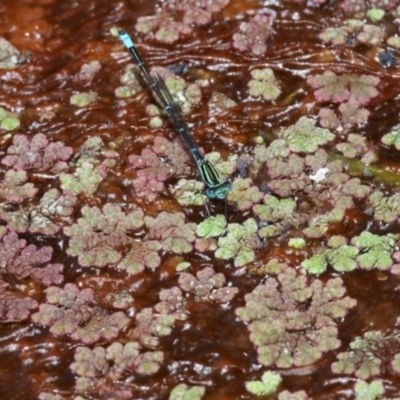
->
118, 30, 232, 200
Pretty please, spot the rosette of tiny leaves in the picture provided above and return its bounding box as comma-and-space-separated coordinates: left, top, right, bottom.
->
350, 231, 398, 270
150, 67, 202, 115
70, 91, 98, 107
382, 123, 400, 150
254, 194, 297, 238
319, 99, 370, 131
0, 170, 37, 203
248, 258, 288, 276
73, 60, 101, 83
154, 287, 188, 322
115, 64, 142, 98
0, 37, 22, 69
302, 235, 359, 274
0, 229, 63, 285
354, 380, 385, 400
70, 342, 163, 394
267, 153, 304, 179
178, 266, 239, 303
171, 179, 207, 207
60, 159, 104, 195
60, 136, 116, 196
196, 215, 227, 238
232, 14, 275, 56
1, 133, 73, 173
132, 308, 177, 348
1, 189, 77, 235
248, 68, 281, 101
266, 153, 310, 197
131, 287, 187, 348
135, 1, 229, 44
215, 218, 260, 267
64, 203, 144, 267
245, 371, 282, 396
228, 178, 264, 210
0, 278, 38, 322
129, 137, 191, 201
331, 330, 396, 379
277, 117, 335, 154
117, 240, 162, 275
0, 106, 20, 130
207, 91, 237, 117
278, 390, 308, 400
368, 190, 400, 223
144, 211, 196, 254
32, 283, 129, 343
236, 268, 356, 368
38, 393, 65, 400
307, 71, 380, 105
337, 131, 367, 156
169, 383, 205, 400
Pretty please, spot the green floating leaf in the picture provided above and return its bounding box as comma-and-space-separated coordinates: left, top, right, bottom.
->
70, 91, 98, 107
278, 116, 335, 154
169, 383, 205, 400
351, 231, 398, 270
354, 380, 385, 400
196, 215, 227, 238
245, 371, 282, 396
302, 253, 327, 274
289, 238, 306, 249
248, 68, 281, 101
215, 218, 258, 267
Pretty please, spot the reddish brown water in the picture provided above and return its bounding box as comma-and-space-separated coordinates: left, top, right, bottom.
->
2, 0, 400, 399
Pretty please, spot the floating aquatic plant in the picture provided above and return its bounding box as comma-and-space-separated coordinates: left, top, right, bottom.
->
1, 133, 73, 174
319, 19, 385, 46
32, 283, 129, 343
307, 71, 380, 105
277, 117, 335, 154
1, 188, 77, 235
228, 178, 264, 211
354, 380, 385, 400
0, 170, 37, 203
278, 390, 308, 400
381, 123, 400, 150
128, 137, 191, 201
236, 268, 356, 368
254, 194, 297, 238
0, 106, 20, 131
115, 64, 142, 98
0, 37, 24, 69
0, 228, 63, 285
178, 266, 238, 303
64, 203, 144, 267
215, 218, 260, 267
169, 383, 205, 400
331, 330, 399, 379
130, 287, 187, 348
135, 0, 230, 43
117, 240, 161, 275
70, 91, 98, 107
245, 371, 282, 396
248, 68, 281, 101
0, 278, 38, 322
70, 342, 164, 394
232, 13, 275, 56
144, 211, 196, 254
149, 67, 202, 115
73, 60, 101, 83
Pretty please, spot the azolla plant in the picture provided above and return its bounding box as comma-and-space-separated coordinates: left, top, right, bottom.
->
3, 0, 400, 398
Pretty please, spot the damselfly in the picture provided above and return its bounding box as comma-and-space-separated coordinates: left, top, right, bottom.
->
118, 29, 232, 200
